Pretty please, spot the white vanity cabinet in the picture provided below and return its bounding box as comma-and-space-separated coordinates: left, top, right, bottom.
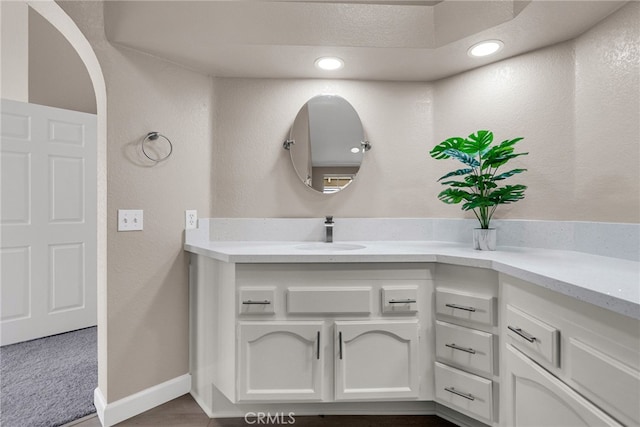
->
187, 244, 640, 424
433, 265, 499, 426
189, 257, 433, 414
500, 274, 640, 427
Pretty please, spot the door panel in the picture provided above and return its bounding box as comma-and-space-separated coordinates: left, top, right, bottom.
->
0, 151, 30, 224
335, 320, 419, 400
569, 338, 640, 425
1, 99, 96, 345
49, 155, 84, 222
238, 321, 325, 402
505, 344, 622, 427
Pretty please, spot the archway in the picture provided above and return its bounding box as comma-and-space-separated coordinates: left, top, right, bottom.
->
27, 0, 108, 408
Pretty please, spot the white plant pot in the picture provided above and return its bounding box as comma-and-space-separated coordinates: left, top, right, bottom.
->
473, 228, 497, 251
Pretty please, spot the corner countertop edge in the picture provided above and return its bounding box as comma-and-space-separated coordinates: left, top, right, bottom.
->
184, 240, 640, 320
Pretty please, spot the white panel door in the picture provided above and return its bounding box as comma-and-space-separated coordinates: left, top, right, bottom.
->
238, 321, 325, 402
335, 320, 419, 400
1, 99, 97, 345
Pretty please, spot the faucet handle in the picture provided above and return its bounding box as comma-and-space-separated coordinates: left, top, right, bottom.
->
325, 216, 334, 224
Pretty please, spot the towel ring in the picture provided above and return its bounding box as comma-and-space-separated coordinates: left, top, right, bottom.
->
142, 132, 173, 162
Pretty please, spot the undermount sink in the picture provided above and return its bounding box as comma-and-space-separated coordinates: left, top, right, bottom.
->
295, 242, 366, 251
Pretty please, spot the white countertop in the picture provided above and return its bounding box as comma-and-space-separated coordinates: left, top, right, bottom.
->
184, 240, 640, 320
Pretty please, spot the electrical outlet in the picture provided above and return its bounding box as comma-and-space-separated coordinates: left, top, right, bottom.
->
118, 209, 143, 231
185, 210, 198, 230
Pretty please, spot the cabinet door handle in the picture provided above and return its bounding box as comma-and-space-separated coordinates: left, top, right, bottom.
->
316, 331, 320, 360
444, 386, 475, 401
338, 332, 343, 360
445, 303, 476, 312
242, 300, 271, 305
508, 326, 537, 343
389, 299, 417, 304
445, 343, 476, 354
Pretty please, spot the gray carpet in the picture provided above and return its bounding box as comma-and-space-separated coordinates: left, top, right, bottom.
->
0, 327, 97, 427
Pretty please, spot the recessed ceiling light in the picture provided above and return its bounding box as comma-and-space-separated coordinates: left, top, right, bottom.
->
468, 40, 504, 58
350, 147, 361, 153
315, 57, 344, 71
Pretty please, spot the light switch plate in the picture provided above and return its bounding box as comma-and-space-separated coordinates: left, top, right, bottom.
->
185, 210, 198, 230
118, 209, 143, 231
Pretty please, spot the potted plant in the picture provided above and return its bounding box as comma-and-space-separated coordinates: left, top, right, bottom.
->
429, 130, 528, 250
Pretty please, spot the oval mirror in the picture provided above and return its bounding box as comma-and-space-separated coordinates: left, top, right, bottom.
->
285, 95, 370, 194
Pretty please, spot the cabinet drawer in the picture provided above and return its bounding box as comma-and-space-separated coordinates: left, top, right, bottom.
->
435, 362, 493, 424
506, 304, 560, 367
436, 288, 495, 326
569, 338, 640, 424
436, 321, 494, 376
381, 286, 418, 314
287, 287, 371, 314
239, 287, 276, 315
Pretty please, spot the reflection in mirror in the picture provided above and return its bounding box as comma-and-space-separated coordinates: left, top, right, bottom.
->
286, 95, 369, 194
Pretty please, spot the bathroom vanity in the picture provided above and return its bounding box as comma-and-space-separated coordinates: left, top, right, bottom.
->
185, 220, 640, 427
191, 261, 432, 405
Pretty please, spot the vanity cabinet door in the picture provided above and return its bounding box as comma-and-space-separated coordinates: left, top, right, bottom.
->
334, 320, 419, 400
238, 321, 325, 402
504, 344, 622, 427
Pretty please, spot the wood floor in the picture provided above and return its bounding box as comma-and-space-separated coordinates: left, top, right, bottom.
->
68, 394, 457, 427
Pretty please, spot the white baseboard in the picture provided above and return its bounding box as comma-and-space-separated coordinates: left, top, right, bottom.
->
198, 386, 436, 419
94, 374, 191, 427
94, 389, 106, 426
189, 390, 215, 418
436, 403, 489, 427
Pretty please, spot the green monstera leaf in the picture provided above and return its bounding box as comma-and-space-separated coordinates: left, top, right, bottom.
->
482, 137, 527, 170
492, 168, 527, 181
437, 188, 473, 204
443, 149, 480, 167
437, 168, 474, 182
488, 185, 527, 204
439, 180, 475, 188
429, 137, 465, 159
459, 130, 493, 154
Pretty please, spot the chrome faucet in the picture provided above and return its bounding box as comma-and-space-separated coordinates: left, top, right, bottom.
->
324, 216, 334, 243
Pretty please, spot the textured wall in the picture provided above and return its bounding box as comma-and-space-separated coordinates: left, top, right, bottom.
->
214, 3, 639, 223
574, 1, 640, 222
212, 79, 435, 217
28, 7, 96, 114
58, 1, 213, 402
1, 1, 29, 101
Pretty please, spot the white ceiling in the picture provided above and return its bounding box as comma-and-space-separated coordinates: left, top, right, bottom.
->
104, 0, 627, 81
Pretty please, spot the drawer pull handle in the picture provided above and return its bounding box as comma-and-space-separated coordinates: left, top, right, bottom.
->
316, 331, 320, 360
389, 299, 417, 304
339, 332, 343, 360
445, 303, 476, 312
508, 326, 537, 343
444, 386, 475, 401
445, 343, 476, 354
242, 300, 271, 305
